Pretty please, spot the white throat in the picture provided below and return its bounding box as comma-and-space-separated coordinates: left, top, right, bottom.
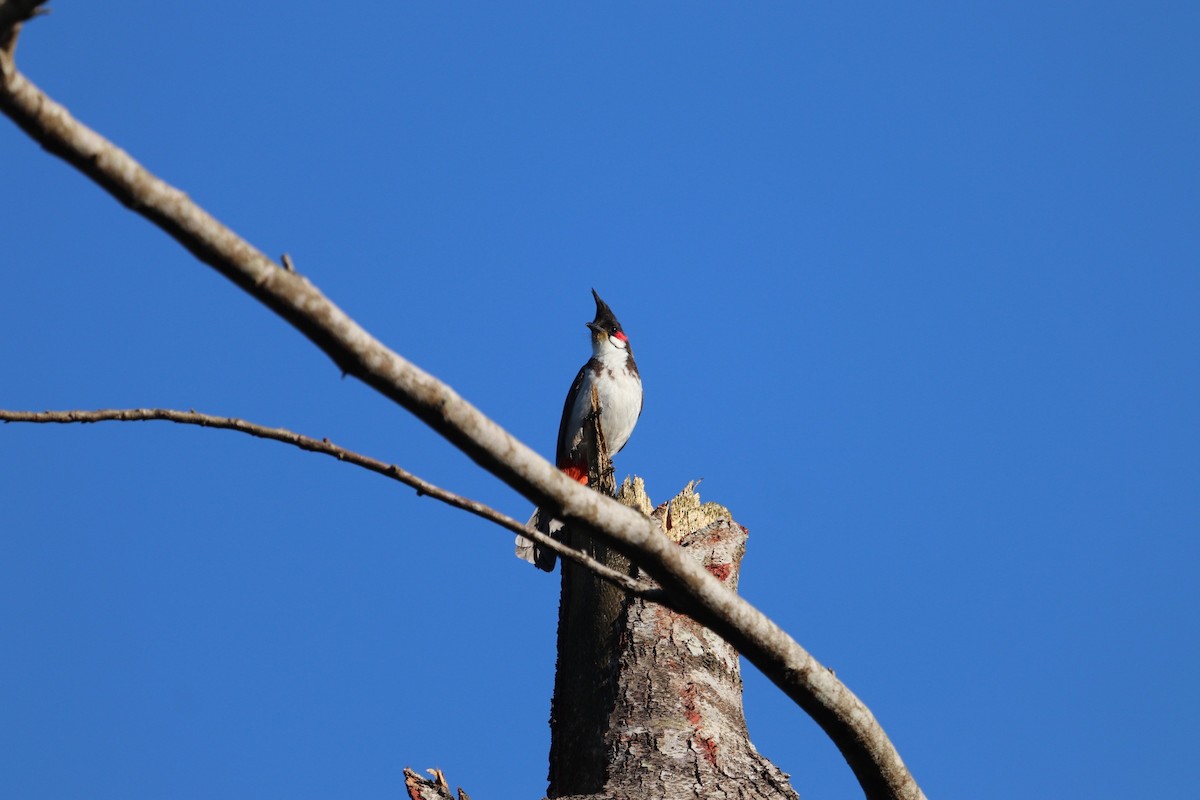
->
593, 335, 628, 364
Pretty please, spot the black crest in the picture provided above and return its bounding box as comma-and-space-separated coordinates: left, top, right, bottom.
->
591, 288, 623, 333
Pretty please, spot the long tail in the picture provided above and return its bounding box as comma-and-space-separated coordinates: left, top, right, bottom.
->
514, 466, 588, 571
514, 509, 561, 571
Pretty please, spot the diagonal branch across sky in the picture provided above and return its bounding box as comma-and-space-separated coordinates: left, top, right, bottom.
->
0, 5, 923, 798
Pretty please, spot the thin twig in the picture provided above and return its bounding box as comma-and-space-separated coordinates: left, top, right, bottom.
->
0, 407, 663, 600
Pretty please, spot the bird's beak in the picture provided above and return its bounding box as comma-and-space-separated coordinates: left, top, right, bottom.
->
586, 322, 603, 334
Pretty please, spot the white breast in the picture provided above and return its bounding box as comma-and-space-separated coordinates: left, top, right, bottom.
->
592, 362, 642, 454
565, 348, 642, 458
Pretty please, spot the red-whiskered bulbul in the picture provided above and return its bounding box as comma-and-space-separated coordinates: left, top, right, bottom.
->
515, 289, 643, 571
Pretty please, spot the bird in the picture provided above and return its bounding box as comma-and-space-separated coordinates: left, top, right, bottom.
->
515, 289, 643, 571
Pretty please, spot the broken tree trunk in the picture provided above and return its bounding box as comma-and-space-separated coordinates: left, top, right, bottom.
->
408, 401, 798, 800
548, 470, 799, 800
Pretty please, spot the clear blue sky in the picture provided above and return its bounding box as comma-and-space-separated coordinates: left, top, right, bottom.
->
2, 3, 1197, 798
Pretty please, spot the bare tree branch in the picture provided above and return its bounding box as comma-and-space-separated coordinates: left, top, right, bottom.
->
0, 407, 659, 599
0, 9, 924, 799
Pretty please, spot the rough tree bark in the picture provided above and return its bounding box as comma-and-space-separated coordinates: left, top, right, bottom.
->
545, 402, 798, 799
559, 479, 800, 800
406, 480, 800, 800
549, 395, 630, 795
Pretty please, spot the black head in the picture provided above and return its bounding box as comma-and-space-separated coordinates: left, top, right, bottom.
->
587, 289, 627, 342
